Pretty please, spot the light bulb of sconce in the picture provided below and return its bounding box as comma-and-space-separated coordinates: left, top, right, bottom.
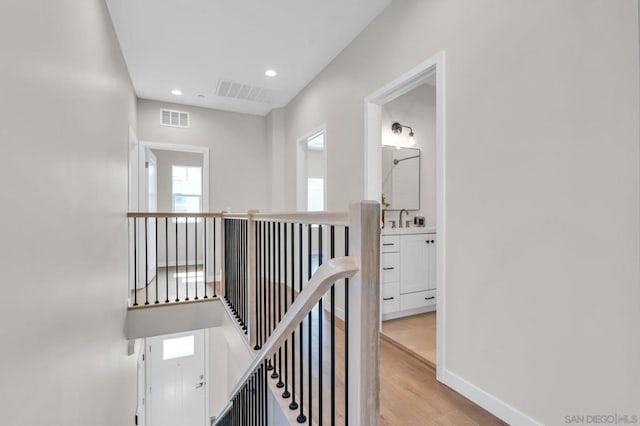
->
408, 131, 416, 146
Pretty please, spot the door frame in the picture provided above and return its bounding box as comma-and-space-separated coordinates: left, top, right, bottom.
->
363, 51, 446, 382
137, 142, 210, 215
135, 141, 213, 282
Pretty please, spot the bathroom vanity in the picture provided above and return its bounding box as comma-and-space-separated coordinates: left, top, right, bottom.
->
381, 227, 437, 320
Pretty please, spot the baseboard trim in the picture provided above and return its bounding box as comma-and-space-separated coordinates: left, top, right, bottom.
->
441, 369, 541, 426
382, 304, 435, 321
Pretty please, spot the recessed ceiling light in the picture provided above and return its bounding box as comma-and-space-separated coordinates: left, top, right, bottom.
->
171, 89, 183, 96
265, 69, 277, 77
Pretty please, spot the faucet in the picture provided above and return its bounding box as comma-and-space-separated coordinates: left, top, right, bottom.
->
399, 209, 408, 228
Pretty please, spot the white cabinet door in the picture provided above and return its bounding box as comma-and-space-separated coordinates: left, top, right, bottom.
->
427, 236, 437, 290
400, 234, 430, 294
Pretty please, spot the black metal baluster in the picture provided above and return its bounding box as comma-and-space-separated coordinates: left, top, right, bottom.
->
232, 220, 237, 317
282, 223, 290, 398
236, 220, 239, 319
297, 223, 305, 422
289, 222, 298, 410
255, 221, 261, 350
265, 362, 270, 426
260, 222, 267, 345
133, 218, 138, 306
330, 225, 336, 425
318, 224, 323, 426
165, 218, 169, 303
262, 222, 267, 348
175, 219, 179, 302
145, 217, 149, 305
195, 217, 199, 300
344, 226, 349, 426
185, 217, 189, 301
243, 220, 248, 330
203, 217, 207, 299
307, 224, 313, 424
271, 221, 278, 379
266, 222, 273, 370
213, 218, 217, 297
155, 217, 159, 304
277, 222, 284, 387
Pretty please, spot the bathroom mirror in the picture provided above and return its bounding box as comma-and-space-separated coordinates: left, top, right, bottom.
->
381, 146, 420, 210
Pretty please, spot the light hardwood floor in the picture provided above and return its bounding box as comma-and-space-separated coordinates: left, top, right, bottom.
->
264, 305, 503, 425
131, 265, 219, 305
382, 312, 437, 368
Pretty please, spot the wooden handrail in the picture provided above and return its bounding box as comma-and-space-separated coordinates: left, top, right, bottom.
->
127, 210, 351, 225
227, 256, 358, 400
127, 212, 225, 218
253, 211, 350, 226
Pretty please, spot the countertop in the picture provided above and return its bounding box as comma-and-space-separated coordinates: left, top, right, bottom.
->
382, 226, 436, 236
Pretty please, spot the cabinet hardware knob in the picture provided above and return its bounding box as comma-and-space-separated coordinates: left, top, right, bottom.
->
425, 296, 435, 300
383, 297, 395, 301
382, 267, 395, 270
431, 240, 434, 243
425, 241, 430, 244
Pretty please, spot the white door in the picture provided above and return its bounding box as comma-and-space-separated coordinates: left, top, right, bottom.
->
148, 330, 206, 426
145, 148, 158, 283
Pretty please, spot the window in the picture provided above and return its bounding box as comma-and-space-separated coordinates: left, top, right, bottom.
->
172, 166, 202, 213
162, 335, 195, 360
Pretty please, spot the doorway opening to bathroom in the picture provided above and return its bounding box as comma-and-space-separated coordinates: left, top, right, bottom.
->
364, 52, 445, 379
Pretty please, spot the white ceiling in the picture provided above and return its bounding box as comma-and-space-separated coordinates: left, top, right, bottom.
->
106, 0, 392, 116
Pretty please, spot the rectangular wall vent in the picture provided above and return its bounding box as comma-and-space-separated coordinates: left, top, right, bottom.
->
160, 109, 190, 128
216, 80, 276, 104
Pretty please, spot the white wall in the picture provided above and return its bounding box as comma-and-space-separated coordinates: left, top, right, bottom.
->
279, 0, 640, 423
0, 0, 137, 425
267, 109, 287, 211
137, 99, 271, 213
382, 83, 437, 226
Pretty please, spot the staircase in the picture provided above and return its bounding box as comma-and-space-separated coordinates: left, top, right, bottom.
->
126, 201, 381, 426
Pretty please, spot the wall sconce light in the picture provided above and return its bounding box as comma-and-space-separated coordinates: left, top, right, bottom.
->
391, 122, 415, 146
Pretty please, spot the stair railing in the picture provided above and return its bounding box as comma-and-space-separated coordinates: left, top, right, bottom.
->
127, 212, 223, 307
215, 201, 381, 426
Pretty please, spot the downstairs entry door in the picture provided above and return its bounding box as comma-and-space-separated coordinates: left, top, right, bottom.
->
148, 330, 206, 426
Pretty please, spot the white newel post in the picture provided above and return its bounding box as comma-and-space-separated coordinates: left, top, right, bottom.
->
247, 210, 259, 349
347, 200, 381, 426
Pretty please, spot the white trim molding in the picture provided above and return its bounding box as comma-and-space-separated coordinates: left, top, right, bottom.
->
442, 369, 541, 426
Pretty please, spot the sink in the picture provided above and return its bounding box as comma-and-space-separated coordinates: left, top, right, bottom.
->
382, 226, 436, 236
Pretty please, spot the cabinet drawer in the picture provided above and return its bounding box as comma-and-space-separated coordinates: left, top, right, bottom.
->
381, 252, 400, 283
400, 289, 437, 311
382, 283, 400, 314
381, 236, 400, 253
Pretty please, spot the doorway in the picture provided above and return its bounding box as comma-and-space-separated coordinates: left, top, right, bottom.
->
296, 127, 326, 212
132, 142, 214, 302
146, 330, 207, 426
364, 52, 446, 380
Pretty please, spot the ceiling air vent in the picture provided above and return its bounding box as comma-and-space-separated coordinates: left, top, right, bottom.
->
216, 80, 276, 104
160, 109, 190, 128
